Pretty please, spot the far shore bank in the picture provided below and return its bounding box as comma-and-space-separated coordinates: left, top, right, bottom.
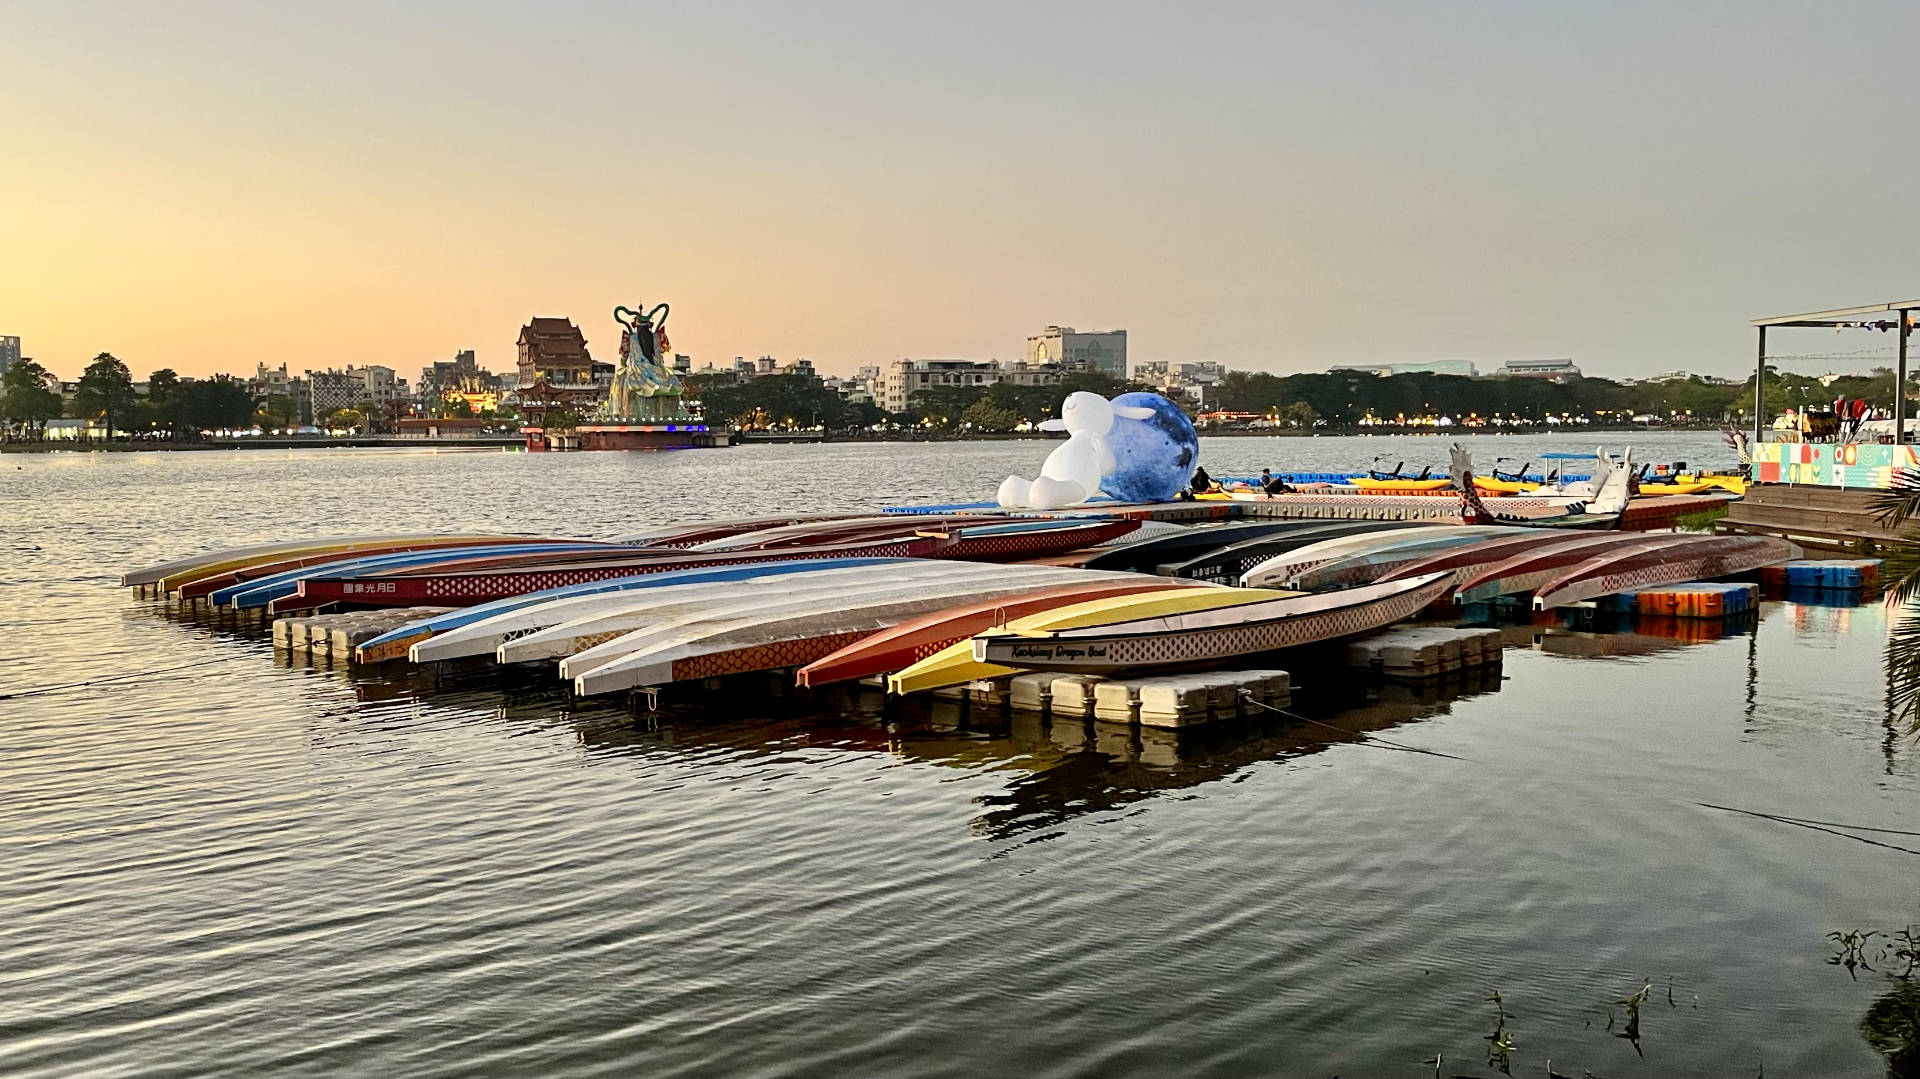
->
0, 423, 1731, 454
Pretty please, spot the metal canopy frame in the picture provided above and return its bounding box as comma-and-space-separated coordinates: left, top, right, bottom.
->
1750, 299, 1917, 445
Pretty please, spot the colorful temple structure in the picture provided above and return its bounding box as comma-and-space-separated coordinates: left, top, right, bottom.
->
522, 303, 720, 451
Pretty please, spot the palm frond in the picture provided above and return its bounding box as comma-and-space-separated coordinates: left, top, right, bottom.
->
1871, 467, 1920, 608
1870, 467, 1920, 529
1884, 545, 1920, 610
1887, 601, 1920, 734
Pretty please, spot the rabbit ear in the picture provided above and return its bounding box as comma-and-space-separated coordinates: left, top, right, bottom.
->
1038, 418, 1068, 431
1111, 404, 1155, 420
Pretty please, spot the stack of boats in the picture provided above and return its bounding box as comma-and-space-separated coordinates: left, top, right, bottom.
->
123, 482, 1795, 723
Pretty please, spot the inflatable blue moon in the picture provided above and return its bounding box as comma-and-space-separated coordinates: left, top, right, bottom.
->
1101, 392, 1200, 503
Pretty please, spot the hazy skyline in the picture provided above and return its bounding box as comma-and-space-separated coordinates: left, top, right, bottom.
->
5, 1, 1918, 382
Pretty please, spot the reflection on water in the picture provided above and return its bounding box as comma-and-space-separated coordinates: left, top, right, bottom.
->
285, 630, 1509, 846
1866, 979, 1920, 1078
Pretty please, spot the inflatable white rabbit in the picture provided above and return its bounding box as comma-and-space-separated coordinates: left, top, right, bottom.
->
997, 391, 1157, 509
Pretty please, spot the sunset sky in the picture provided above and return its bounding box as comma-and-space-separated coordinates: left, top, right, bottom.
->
4, 1, 1918, 382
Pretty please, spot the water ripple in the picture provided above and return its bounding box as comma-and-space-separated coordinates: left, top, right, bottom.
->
0, 438, 1911, 1077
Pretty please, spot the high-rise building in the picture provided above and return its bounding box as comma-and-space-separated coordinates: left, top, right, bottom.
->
0, 335, 19, 377
1027, 326, 1127, 379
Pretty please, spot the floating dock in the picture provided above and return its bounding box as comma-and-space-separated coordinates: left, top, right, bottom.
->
273, 608, 455, 661
1341, 626, 1504, 678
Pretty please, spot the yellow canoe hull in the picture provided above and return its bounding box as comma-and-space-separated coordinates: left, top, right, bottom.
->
1347, 477, 1452, 492
1681, 475, 1747, 495
1637, 482, 1715, 497
1472, 478, 1539, 494
887, 586, 1294, 695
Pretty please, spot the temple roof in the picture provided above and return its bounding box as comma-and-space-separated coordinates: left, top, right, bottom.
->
517, 317, 591, 357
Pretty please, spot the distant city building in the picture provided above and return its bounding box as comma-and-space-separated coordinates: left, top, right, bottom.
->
361, 365, 404, 411
1498, 358, 1581, 380
1631, 369, 1739, 386
516, 317, 595, 388
827, 365, 882, 406
0, 335, 19, 376
1027, 326, 1127, 379
307, 368, 366, 416
1329, 359, 1478, 378
994, 360, 1063, 388
305, 365, 408, 422
882, 359, 1001, 413
876, 359, 1064, 413
829, 375, 878, 406
251, 362, 310, 422
1136, 360, 1228, 404
781, 358, 816, 378
420, 349, 504, 413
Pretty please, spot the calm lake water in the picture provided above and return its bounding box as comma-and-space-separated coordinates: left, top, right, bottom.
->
4, 434, 1918, 1077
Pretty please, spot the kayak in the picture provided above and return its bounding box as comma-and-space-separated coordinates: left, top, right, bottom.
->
1346, 477, 1453, 493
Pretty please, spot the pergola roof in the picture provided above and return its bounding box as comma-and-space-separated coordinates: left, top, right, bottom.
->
1752, 299, 1920, 328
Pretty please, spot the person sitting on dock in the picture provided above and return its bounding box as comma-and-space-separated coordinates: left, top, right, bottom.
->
1260, 468, 1293, 495
1174, 467, 1213, 501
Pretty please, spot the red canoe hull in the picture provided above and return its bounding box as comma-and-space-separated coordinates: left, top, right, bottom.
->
275, 534, 953, 613
795, 577, 1194, 687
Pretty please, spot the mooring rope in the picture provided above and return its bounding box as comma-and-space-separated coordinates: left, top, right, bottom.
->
0, 658, 232, 702
1236, 690, 1471, 761
1695, 802, 1920, 857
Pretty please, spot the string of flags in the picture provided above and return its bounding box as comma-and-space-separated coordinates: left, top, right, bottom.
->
1828, 319, 1911, 331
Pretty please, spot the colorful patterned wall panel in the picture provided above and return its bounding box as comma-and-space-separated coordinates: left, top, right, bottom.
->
1751, 442, 1920, 487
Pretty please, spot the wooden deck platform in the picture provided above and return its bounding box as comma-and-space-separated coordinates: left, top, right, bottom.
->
1716, 483, 1915, 552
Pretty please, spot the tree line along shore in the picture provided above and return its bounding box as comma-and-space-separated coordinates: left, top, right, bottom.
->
4, 350, 1862, 445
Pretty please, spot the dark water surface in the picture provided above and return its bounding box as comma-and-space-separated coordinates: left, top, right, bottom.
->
4, 435, 1918, 1077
